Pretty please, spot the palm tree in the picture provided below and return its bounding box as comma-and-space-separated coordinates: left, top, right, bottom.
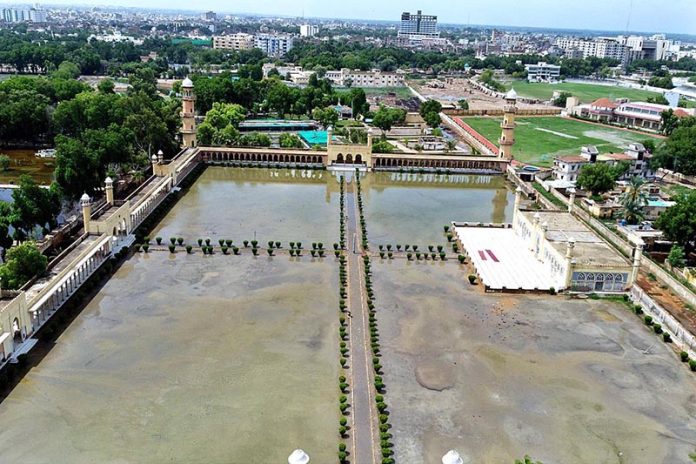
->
619, 177, 648, 225
445, 140, 457, 153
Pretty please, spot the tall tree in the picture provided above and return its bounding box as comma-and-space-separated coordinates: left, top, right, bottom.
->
619, 177, 648, 224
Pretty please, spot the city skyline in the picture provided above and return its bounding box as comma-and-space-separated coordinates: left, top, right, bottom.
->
35, 0, 696, 35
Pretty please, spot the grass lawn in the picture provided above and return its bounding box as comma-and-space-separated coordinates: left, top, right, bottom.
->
504, 80, 661, 103
463, 116, 662, 167
362, 87, 414, 99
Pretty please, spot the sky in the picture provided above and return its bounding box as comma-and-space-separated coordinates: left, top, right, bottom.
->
91, 0, 695, 35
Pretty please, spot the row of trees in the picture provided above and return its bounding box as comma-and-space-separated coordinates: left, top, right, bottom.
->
191, 72, 369, 119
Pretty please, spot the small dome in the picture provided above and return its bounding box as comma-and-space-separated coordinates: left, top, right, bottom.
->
505, 88, 518, 100
182, 77, 194, 88
288, 449, 310, 464
104, 177, 113, 185
442, 450, 464, 464
80, 193, 91, 202
151, 154, 159, 162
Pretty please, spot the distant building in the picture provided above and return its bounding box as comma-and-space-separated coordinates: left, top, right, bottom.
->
525, 62, 561, 82
283, 66, 405, 87
1, 7, 47, 23
300, 24, 319, 38
573, 98, 694, 132
397, 10, 446, 47
556, 38, 629, 65
398, 10, 439, 38
254, 34, 294, 57
617, 34, 672, 61
213, 33, 254, 51
201, 11, 216, 21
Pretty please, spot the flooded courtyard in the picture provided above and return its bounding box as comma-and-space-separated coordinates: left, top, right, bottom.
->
0, 167, 342, 464
373, 260, 696, 464
362, 171, 513, 247
1, 164, 691, 464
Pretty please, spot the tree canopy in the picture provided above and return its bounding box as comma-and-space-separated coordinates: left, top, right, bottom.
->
0, 241, 48, 289
655, 190, 696, 253
576, 163, 618, 196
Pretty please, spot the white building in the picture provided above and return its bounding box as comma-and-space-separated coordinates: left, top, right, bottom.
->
556, 38, 629, 65
300, 25, 319, 38
276, 66, 405, 88
553, 143, 655, 183
213, 33, 254, 51
254, 34, 294, 57
1, 7, 46, 22
525, 62, 561, 82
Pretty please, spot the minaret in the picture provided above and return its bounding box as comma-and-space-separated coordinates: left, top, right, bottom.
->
181, 77, 197, 148
499, 88, 517, 160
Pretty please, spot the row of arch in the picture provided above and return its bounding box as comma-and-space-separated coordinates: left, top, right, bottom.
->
335, 154, 364, 165
202, 151, 324, 165
374, 157, 501, 170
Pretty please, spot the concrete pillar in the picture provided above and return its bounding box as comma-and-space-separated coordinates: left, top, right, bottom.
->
81, 193, 92, 233
513, 187, 523, 226
531, 212, 541, 254
157, 149, 164, 164
568, 189, 576, 214
631, 242, 644, 285
326, 126, 333, 149
105, 177, 114, 205
564, 238, 576, 289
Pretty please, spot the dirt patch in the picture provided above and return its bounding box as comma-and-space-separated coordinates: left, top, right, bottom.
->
638, 271, 696, 335
415, 360, 456, 391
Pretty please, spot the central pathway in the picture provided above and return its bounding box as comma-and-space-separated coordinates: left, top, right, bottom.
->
345, 176, 380, 464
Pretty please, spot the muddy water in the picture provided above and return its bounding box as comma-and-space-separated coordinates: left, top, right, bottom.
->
0, 254, 339, 464
374, 260, 696, 464
0, 148, 55, 185
361, 172, 513, 247
152, 167, 341, 246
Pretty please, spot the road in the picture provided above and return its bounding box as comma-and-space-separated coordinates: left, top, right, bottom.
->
345, 176, 379, 464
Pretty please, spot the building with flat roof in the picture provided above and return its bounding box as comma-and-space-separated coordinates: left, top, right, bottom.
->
453, 191, 637, 293
556, 38, 629, 65
300, 25, 319, 38
398, 10, 439, 38
213, 33, 254, 51
254, 34, 294, 57
525, 62, 561, 82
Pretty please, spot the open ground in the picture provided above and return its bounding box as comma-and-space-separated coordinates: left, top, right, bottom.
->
373, 259, 696, 464
504, 81, 661, 103
463, 116, 662, 167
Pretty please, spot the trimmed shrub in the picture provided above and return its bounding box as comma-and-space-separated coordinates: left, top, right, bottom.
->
653, 324, 663, 334
690, 359, 696, 372
644, 316, 653, 326
186, 245, 193, 254
170, 237, 176, 245
156, 237, 163, 245
142, 244, 150, 253
681, 351, 690, 362
198, 239, 204, 247
663, 332, 672, 343
168, 244, 176, 253
177, 237, 184, 246
276, 241, 281, 249
468, 274, 477, 284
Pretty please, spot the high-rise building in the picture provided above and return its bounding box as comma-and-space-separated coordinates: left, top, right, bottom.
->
1, 7, 46, 23
254, 34, 294, 57
201, 11, 216, 21
398, 10, 439, 39
300, 24, 319, 38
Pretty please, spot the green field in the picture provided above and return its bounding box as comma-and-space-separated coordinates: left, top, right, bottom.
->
464, 116, 662, 167
504, 81, 660, 103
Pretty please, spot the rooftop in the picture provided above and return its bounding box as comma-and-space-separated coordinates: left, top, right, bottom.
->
519, 210, 629, 268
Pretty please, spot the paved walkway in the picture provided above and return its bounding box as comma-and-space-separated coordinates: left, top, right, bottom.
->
345, 178, 379, 464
